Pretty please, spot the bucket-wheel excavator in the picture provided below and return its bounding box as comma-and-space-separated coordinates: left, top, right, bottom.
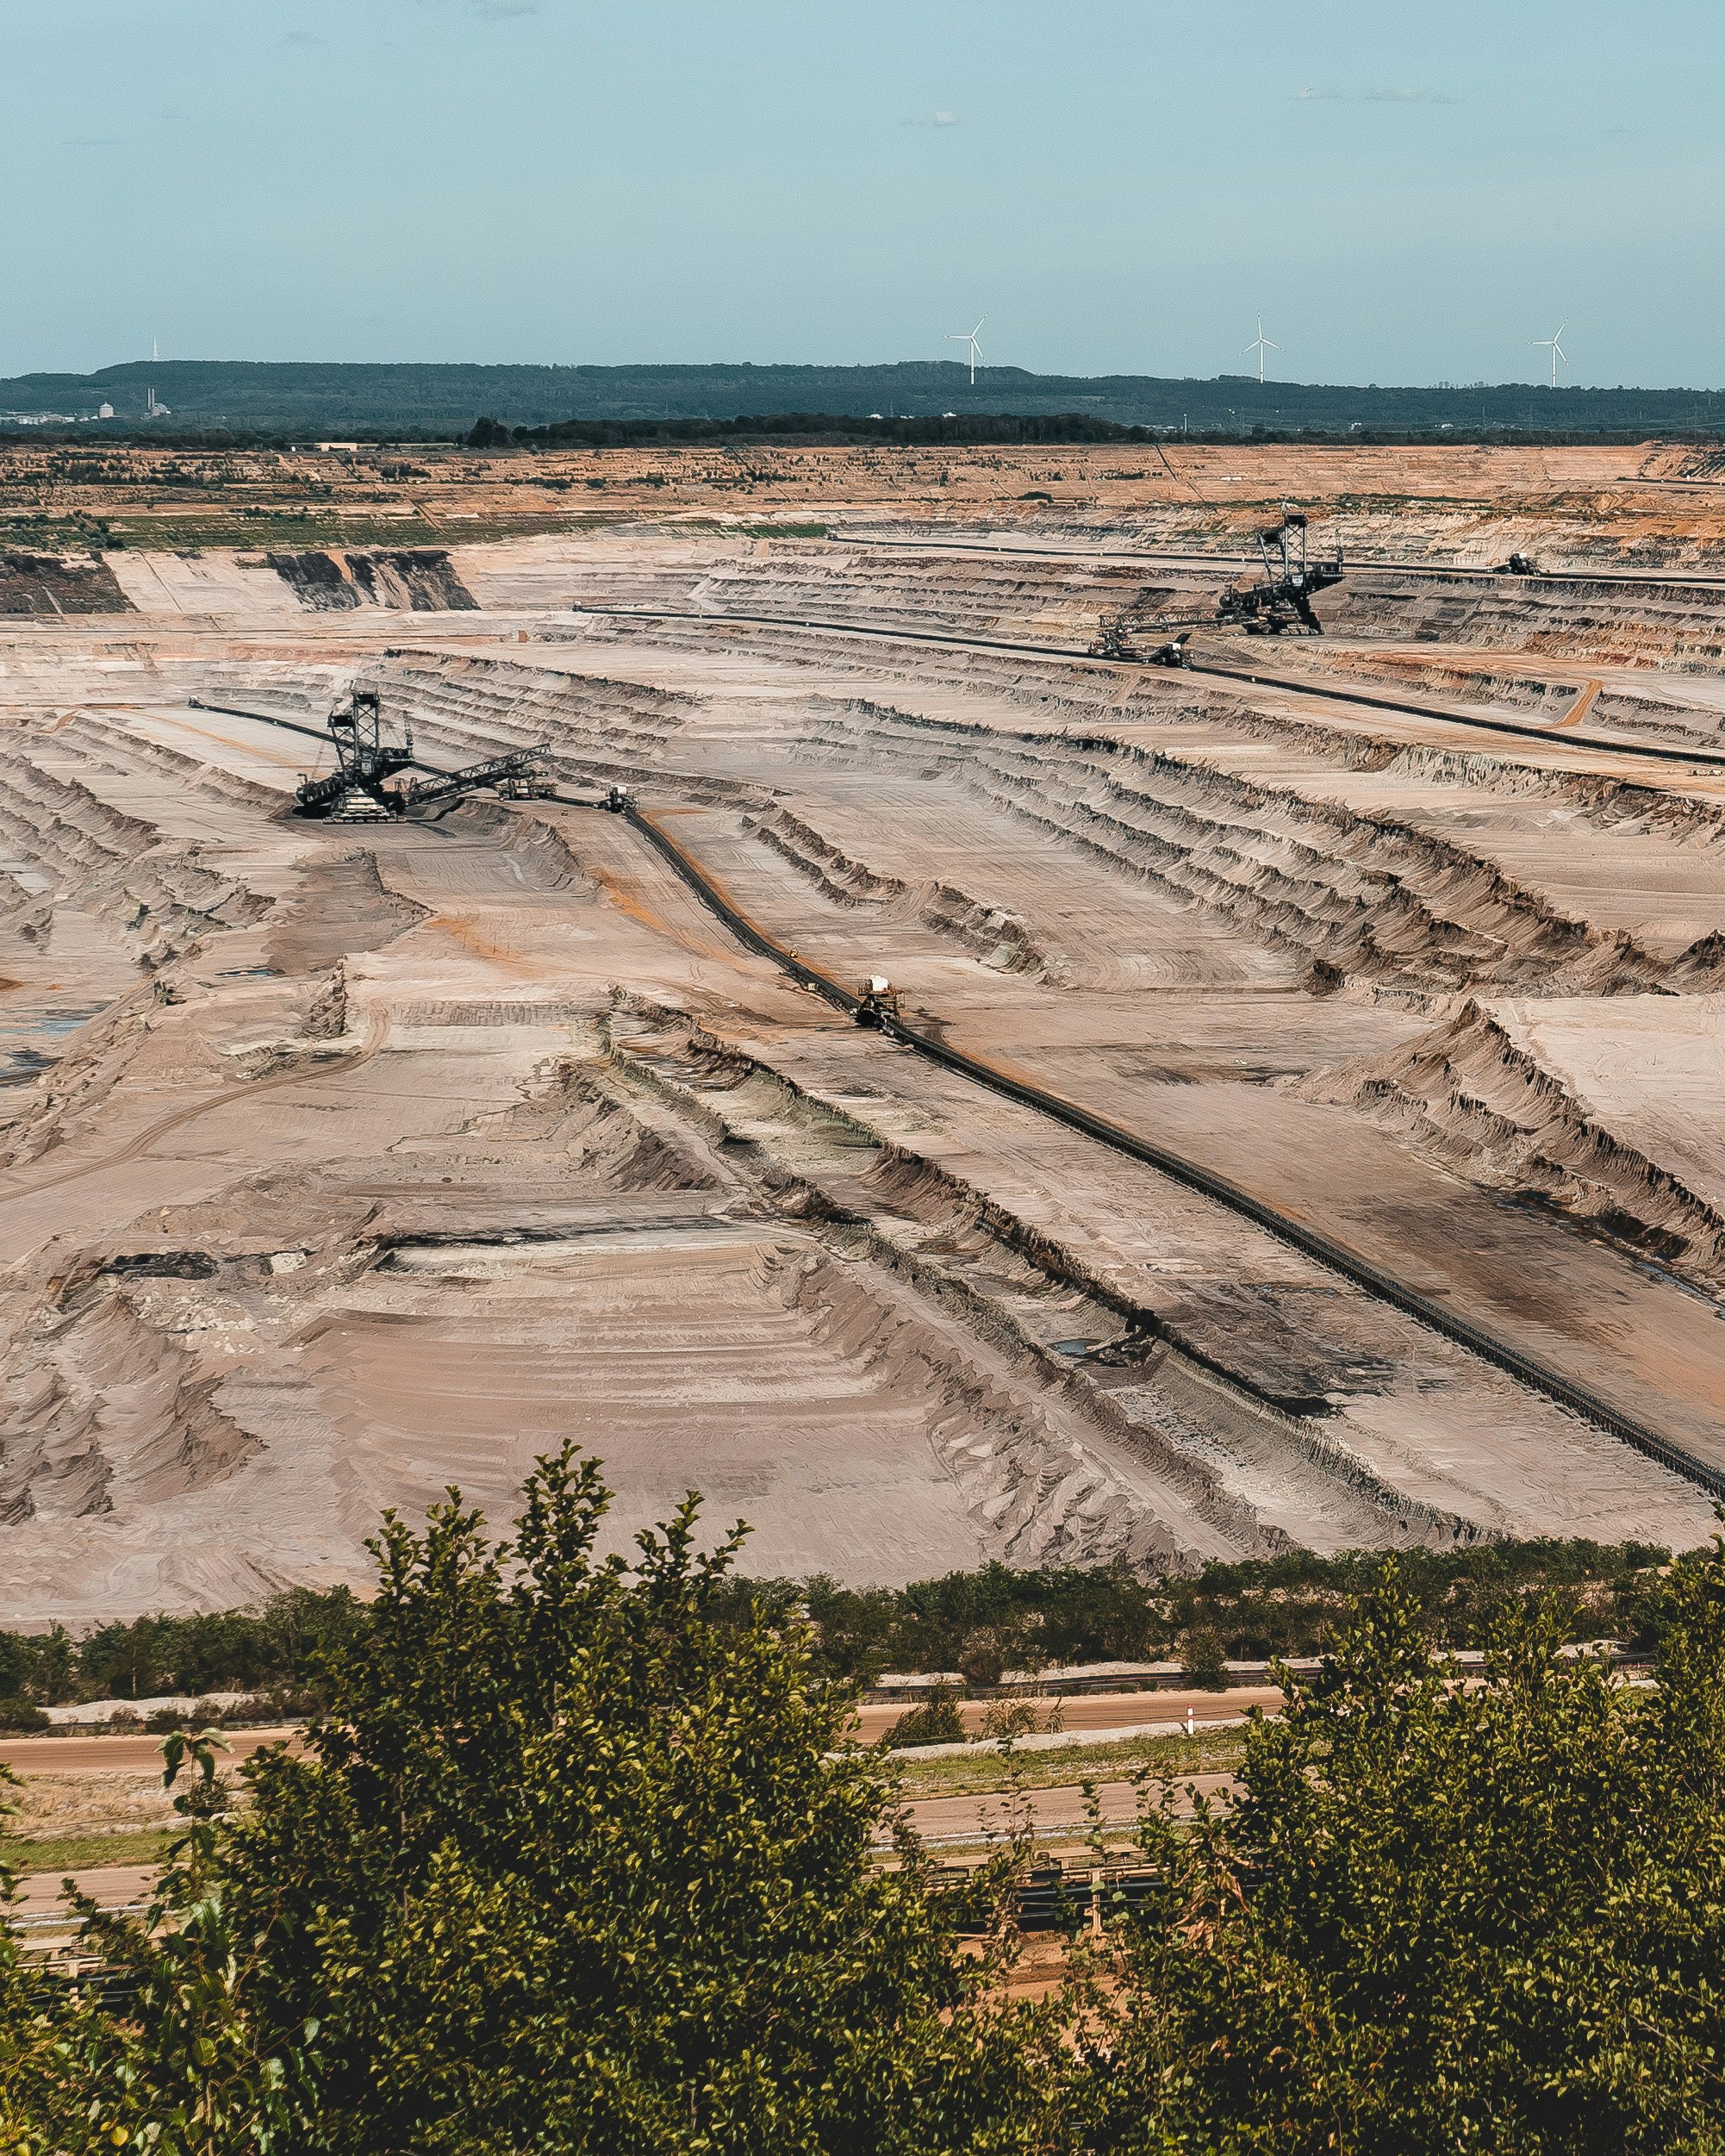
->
288, 687, 551, 820
1217, 511, 1345, 633
1089, 510, 1345, 661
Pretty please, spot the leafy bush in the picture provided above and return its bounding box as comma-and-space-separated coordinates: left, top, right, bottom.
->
70, 1452, 1049, 2153
0, 1697, 47, 1732
882, 1686, 968, 1749
1178, 1628, 1230, 1691
1074, 1543, 1725, 2153
978, 1698, 1044, 1742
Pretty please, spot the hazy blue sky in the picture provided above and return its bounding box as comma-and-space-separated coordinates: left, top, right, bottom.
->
6, 0, 1716, 387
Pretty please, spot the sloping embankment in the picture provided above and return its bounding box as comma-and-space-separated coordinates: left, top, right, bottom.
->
1300, 995, 1725, 1293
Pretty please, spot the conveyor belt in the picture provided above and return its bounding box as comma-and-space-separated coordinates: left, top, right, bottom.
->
582, 608, 1725, 773
177, 700, 1725, 1493
621, 801, 1725, 1502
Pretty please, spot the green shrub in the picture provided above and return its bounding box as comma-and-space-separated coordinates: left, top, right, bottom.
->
77, 1452, 1050, 2152
1180, 1628, 1230, 1691
882, 1686, 968, 1748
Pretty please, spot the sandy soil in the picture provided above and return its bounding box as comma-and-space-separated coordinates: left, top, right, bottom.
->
2, 448, 1723, 1623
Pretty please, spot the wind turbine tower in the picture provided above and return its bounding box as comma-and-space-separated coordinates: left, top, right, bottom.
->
1532, 322, 1568, 389
949, 319, 985, 387
1243, 316, 1279, 385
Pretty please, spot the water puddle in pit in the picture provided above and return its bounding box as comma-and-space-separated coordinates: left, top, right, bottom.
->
0, 1003, 112, 1084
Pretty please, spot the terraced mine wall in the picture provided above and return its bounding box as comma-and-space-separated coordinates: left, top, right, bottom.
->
533, 537, 1725, 673
6, 479, 1725, 1617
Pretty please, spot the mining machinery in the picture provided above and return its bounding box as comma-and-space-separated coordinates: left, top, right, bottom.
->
1088, 594, 1200, 664
291, 686, 551, 820
292, 688, 416, 821
1088, 512, 1343, 660
398, 744, 555, 813
493, 770, 560, 801
1217, 511, 1345, 634
853, 975, 903, 1029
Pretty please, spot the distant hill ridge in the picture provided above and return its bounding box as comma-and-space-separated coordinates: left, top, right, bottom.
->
3, 358, 1725, 436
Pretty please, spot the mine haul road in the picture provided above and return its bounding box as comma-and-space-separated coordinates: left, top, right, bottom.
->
621, 802, 1725, 1499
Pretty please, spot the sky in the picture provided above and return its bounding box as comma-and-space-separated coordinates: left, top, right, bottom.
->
4, 0, 1719, 389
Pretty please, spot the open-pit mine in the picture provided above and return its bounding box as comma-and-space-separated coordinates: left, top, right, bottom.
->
4, 437, 1725, 1623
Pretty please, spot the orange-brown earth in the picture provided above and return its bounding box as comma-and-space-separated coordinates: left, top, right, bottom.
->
3, 446, 1725, 1627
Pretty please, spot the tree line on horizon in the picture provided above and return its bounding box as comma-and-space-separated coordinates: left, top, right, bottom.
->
5, 357, 1725, 439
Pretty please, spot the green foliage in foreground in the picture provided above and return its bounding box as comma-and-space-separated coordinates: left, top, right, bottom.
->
4, 1453, 1048, 2153
1072, 1548, 1725, 2153
3, 1460, 1722, 2152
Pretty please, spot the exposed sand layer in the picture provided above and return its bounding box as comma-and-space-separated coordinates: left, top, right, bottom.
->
3, 452, 1724, 1621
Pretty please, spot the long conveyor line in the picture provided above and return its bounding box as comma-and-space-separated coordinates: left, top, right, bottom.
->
838, 532, 1725, 593
171, 698, 1725, 1494
580, 608, 1725, 773
620, 801, 1725, 1503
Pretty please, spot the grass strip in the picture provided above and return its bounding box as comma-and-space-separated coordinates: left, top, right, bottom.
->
4, 1827, 177, 1877
890, 1723, 1249, 1800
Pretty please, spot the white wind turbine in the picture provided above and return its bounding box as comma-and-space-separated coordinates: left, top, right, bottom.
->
1532, 321, 1568, 389
1243, 315, 1279, 384
949, 319, 985, 385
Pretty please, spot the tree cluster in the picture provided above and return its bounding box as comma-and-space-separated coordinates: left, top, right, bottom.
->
0, 1536, 1666, 1730
2, 1453, 1722, 2151
0, 1586, 369, 1714
730, 1536, 1668, 1689
493, 412, 1164, 448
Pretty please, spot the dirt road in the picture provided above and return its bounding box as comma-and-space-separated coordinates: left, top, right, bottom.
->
0, 1728, 302, 1774
900, 1770, 1238, 1848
